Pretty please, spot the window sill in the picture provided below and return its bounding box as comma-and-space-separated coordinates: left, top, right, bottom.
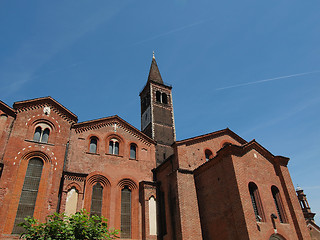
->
25, 139, 54, 146
85, 152, 100, 156
129, 158, 138, 161
105, 153, 123, 158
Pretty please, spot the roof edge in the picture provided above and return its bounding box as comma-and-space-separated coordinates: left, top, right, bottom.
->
174, 128, 247, 146
13, 96, 78, 122
73, 115, 156, 144
0, 100, 16, 117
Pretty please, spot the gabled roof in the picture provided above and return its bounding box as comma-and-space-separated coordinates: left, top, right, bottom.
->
73, 115, 156, 145
194, 139, 289, 175
174, 128, 247, 146
13, 96, 78, 123
0, 100, 16, 117
216, 139, 289, 166
147, 55, 164, 85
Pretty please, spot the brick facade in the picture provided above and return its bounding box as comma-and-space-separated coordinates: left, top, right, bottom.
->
0, 57, 317, 239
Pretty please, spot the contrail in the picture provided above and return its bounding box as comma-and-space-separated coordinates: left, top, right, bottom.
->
215, 70, 320, 91
133, 19, 208, 45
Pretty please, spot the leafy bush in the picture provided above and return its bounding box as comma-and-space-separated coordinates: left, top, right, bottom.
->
18, 210, 119, 240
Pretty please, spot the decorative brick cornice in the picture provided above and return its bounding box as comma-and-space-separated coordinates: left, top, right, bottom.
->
63, 171, 87, 182
73, 115, 155, 146
13, 97, 78, 124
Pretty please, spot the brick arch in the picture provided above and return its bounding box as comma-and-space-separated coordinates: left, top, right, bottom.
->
87, 174, 111, 188
22, 151, 51, 164
66, 182, 82, 193
32, 118, 56, 130
220, 140, 233, 148
117, 178, 138, 190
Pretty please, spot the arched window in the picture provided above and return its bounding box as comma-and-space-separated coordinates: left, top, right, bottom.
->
65, 187, 78, 216
156, 91, 161, 103
149, 196, 157, 235
130, 144, 136, 159
12, 158, 44, 234
90, 138, 98, 153
33, 126, 50, 143
42, 128, 50, 143
249, 182, 264, 222
121, 186, 131, 239
205, 149, 213, 162
109, 138, 119, 155
162, 93, 168, 104
90, 183, 103, 217
33, 127, 42, 142
271, 186, 286, 223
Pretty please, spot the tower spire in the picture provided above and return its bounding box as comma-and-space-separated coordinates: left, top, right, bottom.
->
148, 52, 164, 84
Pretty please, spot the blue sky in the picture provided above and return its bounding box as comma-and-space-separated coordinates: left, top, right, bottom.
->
1, 1, 320, 223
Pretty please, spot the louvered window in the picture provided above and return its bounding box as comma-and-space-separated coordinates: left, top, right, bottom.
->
162, 93, 168, 104
271, 186, 286, 223
249, 182, 264, 222
90, 183, 103, 217
12, 158, 43, 234
121, 187, 131, 239
156, 91, 161, 103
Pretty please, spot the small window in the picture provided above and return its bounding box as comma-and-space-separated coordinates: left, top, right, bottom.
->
41, 128, 50, 143
109, 138, 119, 155
271, 186, 286, 223
130, 144, 136, 159
33, 127, 42, 142
249, 182, 264, 222
205, 149, 213, 162
162, 93, 168, 104
90, 138, 98, 153
156, 91, 161, 103
33, 126, 50, 143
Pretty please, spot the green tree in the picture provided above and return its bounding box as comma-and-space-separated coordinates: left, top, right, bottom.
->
18, 210, 119, 240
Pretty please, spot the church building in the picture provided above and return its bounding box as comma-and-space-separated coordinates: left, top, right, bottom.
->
0, 55, 317, 239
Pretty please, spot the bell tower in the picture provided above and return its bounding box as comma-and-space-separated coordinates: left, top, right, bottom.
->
140, 53, 176, 165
